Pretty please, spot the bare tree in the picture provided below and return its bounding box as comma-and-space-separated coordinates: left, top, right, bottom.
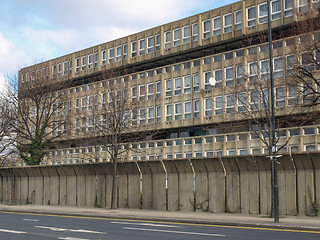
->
7, 72, 71, 166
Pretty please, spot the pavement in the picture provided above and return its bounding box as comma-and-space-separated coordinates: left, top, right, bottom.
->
0, 204, 319, 231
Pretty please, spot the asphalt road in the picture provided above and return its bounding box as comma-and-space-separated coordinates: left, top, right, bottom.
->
0, 211, 319, 240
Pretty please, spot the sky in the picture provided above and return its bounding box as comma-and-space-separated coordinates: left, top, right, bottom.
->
0, 0, 239, 91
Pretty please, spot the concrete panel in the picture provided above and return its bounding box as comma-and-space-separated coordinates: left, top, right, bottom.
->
123, 162, 141, 209
13, 168, 28, 205
137, 162, 152, 209
191, 159, 208, 212
277, 155, 296, 215
117, 163, 128, 208
0, 169, 8, 203
292, 153, 313, 215
0, 169, 15, 204
56, 166, 77, 206
255, 156, 272, 215
223, 157, 240, 213
163, 160, 179, 211
310, 153, 320, 217
24, 168, 43, 205
91, 163, 108, 208
147, 161, 166, 211
236, 156, 259, 214
40, 166, 60, 205
203, 158, 225, 213
100, 162, 114, 209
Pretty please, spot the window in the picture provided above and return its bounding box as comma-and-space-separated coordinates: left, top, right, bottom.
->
250, 91, 259, 111
203, 19, 210, 38
140, 108, 146, 125
88, 95, 93, 111
261, 88, 269, 109
236, 65, 244, 84
131, 86, 137, 102
274, 57, 283, 78
156, 81, 161, 99
147, 83, 154, 100
81, 55, 86, 71
165, 31, 171, 49
147, 36, 154, 53
155, 34, 160, 51
258, 3, 268, 24
101, 51, 106, 66
299, 0, 309, 13
139, 85, 145, 101
193, 73, 199, 92
123, 43, 127, 60
58, 63, 62, 77
204, 71, 211, 90
81, 96, 86, 112
286, 54, 295, 76
194, 99, 200, 118
148, 107, 154, 123
184, 101, 192, 119
156, 105, 161, 123
235, 10, 242, 30
290, 128, 300, 136
192, 23, 198, 41
224, 13, 232, 33
214, 69, 223, 88
288, 85, 298, 105
261, 59, 270, 80
174, 77, 181, 95
213, 16, 221, 36
237, 92, 246, 112
166, 104, 172, 122
226, 94, 235, 113
182, 26, 190, 44
116, 45, 121, 62
272, 0, 281, 20
304, 127, 315, 135
225, 67, 234, 86
63, 61, 68, 76
88, 54, 93, 69
139, 39, 145, 55
305, 144, 316, 152
183, 75, 191, 94
173, 28, 180, 46
247, 6, 256, 27
227, 149, 236, 156
275, 86, 285, 107
165, 79, 172, 97
249, 62, 258, 82
215, 96, 223, 115
108, 47, 114, 63
175, 102, 182, 120
131, 41, 137, 58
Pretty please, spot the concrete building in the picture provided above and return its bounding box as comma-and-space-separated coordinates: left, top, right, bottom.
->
18, 0, 320, 166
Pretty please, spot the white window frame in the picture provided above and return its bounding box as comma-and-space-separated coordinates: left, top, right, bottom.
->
174, 77, 181, 95
204, 71, 211, 90
271, 0, 281, 20
284, 0, 293, 17
148, 106, 154, 123
192, 23, 198, 41
193, 73, 199, 92
116, 45, 121, 62
147, 36, 154, 53
299, 0, 309, 13
194, 99, 200, 118
174, 102, 182, 120
131, 41, 137, 58
223, 13, 232, 33
140, 108, 146, 125
147, 83, 154, 100
247, 6, 256, 27
156, 105, 161, 123
165, 31, 171, 49
166, 104, 172, 122
108, 47, 114, 63
214, 69, 222, 88
183, 75, 191, 94
139, 38, 145, 55
123, 43, 127, 60
182, 25, 190, 44
173, 28, 180, 46
225, 66, 234, 86
102, 50, 107, 65
213, 16, 221, 36
226, 94, 235, 113
234, 10, 242, 30
88, 54, 93, 69
155, 34, 160, 51
184, 101, 192, 119
258, 2, 268, 24
81, 55, 86, 71
165, 79, 172, 97
204, 97, 212, 117
237, 92, 246, 112
214, 96, 223, 115
63, 61, 68, 76
203, 19, 210, 39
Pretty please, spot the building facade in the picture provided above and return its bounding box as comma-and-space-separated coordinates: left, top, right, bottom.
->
18, 0, 320, 166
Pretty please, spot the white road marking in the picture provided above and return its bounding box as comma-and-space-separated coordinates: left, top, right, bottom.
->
23, 219, 38, 222
110, 221, 181, 228
59, 237, 90, 240
123, 227, 226, 237
0, 229, 26, 234
35, 226, 107, 234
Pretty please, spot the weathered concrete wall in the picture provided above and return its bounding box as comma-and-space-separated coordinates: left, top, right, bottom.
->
0, 154, 318, 217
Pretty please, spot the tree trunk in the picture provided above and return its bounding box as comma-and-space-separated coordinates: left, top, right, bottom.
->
110, 157, 117, 209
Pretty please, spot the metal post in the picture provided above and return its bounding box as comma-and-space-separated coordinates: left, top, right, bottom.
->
267, 0, 279, 223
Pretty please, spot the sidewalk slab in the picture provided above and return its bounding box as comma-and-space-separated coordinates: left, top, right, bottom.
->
0, 204, 319, 231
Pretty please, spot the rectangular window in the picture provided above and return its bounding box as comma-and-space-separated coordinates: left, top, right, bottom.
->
237, 92, 246, 112
175, 102, 182, 120
102, 50, 107, 65
165, 31, 171, 49
250, 91, 259, 111
155, 34, 160, 51
274, 57, 283, 78
147, 36, 153, 53
148, 107, 154, 123
288, 85, 298, 105
81, 55, 86, 71
63, 61, 68, 76
156, 81, 161, 99
224, 13, 232, 33
147, 83, 154, 100
203, 19, 210, 39
139, 85, 145, 101
58, 63, 62, 77
225, 67, 234, 86
261, 59, 270, 80
226, 94, 235, 113
213, 16, 221, 36
156, 105, 161, 123
193, 73, 199, 92
205, 98, 212, 117
165, 79, 172, 97
214, 69, 223, 88
123, 43, 127, 60
194, 99, 200, 118
108, 47, 114, 63
173, 28, 180, 46
166, 104, 172, 122
249, 62, 258, 82
174, 77, 181, 95
192, 23, 198, 41
259, 3, 268, 24
236, 65, 243, 84
184, 101, 192, 119
139, 39, 145, 55
116, 45, 121, 62
131, 86, 137, 102
235, 10, 242, 30
215, 96, 223, 115
183, 75, 191, 94
204, 71, 211, 90
81, 96, 86, 112
140, 108, 146, 125
93, 52, 98, 68
88, 54, 93, 69
247, 6, 256, 27
272, 0, 281, 20
183, 25, 190, 44
131, 41, 137, 58
299, 0, 309, 13
275, 86, 285, 107
88, 95, 93, 111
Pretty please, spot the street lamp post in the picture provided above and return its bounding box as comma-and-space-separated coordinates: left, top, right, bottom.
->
267, 0, 279, 223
